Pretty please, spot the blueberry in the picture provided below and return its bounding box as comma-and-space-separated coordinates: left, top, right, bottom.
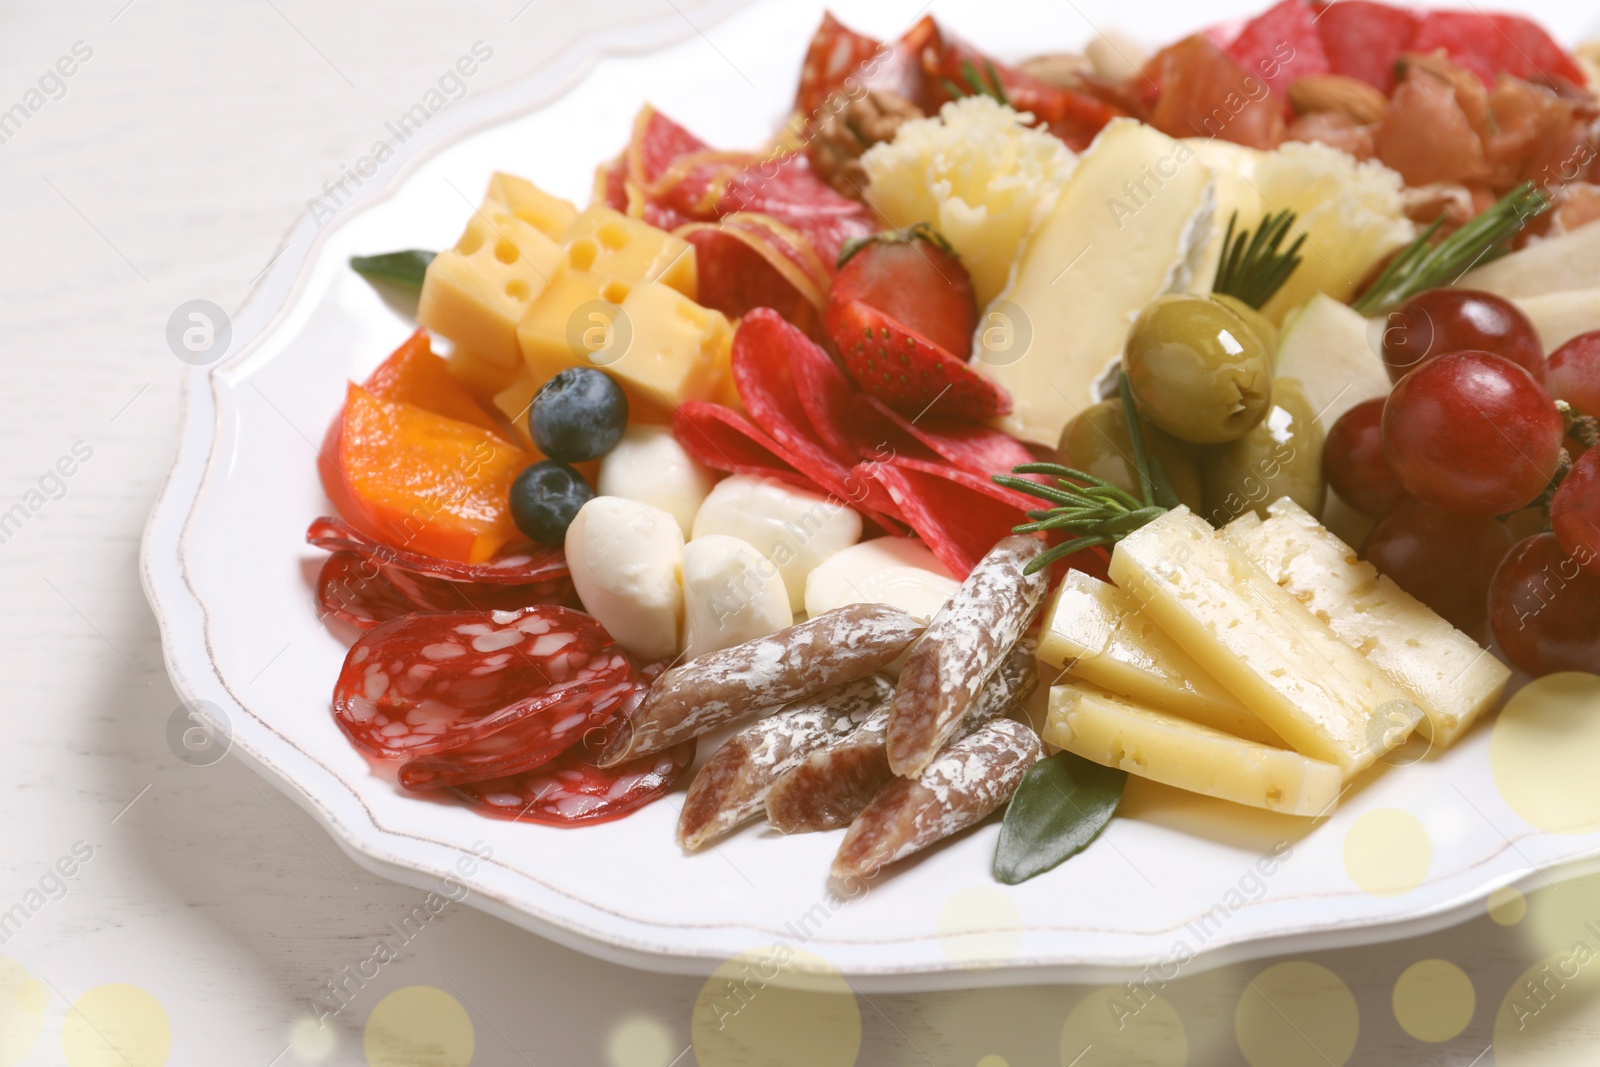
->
509, 461, 594, 544
530, 367, 629, 462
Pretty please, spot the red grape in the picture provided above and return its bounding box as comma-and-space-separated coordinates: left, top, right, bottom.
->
1380, 288, 1544, 383
1362, 498, 1513, 631
1489, 532, 1600, 676
1551, 445, 1600, 575
1382, 351, 1563, 516
1324, 398, 1408, 515
1545, 331, 1600, 416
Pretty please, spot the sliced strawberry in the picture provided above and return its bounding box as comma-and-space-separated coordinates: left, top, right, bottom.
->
831, 299, 1010, 422
828, 225, 976, 359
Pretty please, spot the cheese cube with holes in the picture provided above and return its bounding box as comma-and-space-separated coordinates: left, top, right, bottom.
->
564, 497, 685, 661
598, 424, 717, 537
517, 268, 635, 381
486, 172, 578, 239
1223, 498, 1510, 748
1045, 684, 1342, 816
445, 345, 525, 400
692, 475, 862, 612
418, 205, 563, 367
803, 537, 960, 623
1109, 507, 1423, 776
565, 206, 697, 298
1037, 570, 1281, 746
681, 534, 794, 661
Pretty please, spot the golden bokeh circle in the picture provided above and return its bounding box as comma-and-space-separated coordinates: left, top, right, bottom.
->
1342, 808, 1432, 896
1491, 673, 1600, 834
1392, 959, 1475, 1042
691, 947, 860, 1067
976, 1057, 1009, 1067
1059, 985, 1187, 1067
289, 1015, 337, 1062
607, 1012, 677, 1067
1494, 947, 1600, 1065
1489, 886, 1528, 926
937, 887, 1023, 968
0, 957, 46, 1067
62, 984, 171, 1067
363, 986, 474, 1067
1235, 962, 1358, 1067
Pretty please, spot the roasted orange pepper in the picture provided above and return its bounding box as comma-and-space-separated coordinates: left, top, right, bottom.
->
362, 329, 505, 434
321, 383, 534, 563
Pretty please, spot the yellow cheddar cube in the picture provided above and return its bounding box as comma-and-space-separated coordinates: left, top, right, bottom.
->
517, 268, 635, 382
486, 172, 578, 239
491, 371, 539, 449
565, 205, 697, 299
613, 281, 732, 414
445, 345, 526, 400
418, 205, 563, 367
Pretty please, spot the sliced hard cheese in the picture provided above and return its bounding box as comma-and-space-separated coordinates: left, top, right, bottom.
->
1037, 570, 1282, 746
1045, 683, 1342, 816
1460, 221, 1600, 299
977, 118, 1215, 445
1272, 294, 1390, 430
1512, 288, 1600, 354
1223, 498, 1509, 747
1109, 507, 1424, 776
803, 537, 960, 624
1183, 139, 1264, 294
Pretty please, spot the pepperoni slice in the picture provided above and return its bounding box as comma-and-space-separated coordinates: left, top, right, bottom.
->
857, 395, 1036, 480
331, 606, 624, 760
452, 740, 696, 826
672, 402, 829, 497
861, 458, 1037, 577
309, 517, 576, 628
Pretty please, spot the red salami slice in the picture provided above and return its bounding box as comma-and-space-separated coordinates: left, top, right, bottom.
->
672, 402, 828, 497
1313, 1, 1418, 92
1410, 11, 1587, 89
720, 153, 875, 267
861, 458, 1037, 577
683, 226, 825, 337
858, 396, 1036, 480
332, 606, 625, 760
397, 665, 636, 791
1225, 0, 1329, 104
783, 324, 930, 468
453, 740, 696, 825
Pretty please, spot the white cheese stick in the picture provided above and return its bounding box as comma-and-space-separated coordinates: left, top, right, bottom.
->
1109, 507, 1423, 776
1223, 498, 1509, 747
1037, 570, 1282, 746
1045, 683, 1342, 817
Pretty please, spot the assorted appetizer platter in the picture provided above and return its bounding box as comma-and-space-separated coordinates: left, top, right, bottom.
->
147, 0, 1600, 979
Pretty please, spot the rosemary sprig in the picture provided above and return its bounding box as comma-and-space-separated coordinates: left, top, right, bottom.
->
1212, 208, 1306, 310
1352, 181, 1551, 316
992, 373, 1174, 575
941, 58, 1011, 107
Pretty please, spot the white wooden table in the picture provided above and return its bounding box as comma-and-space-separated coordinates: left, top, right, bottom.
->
4, 1, 1598, 1063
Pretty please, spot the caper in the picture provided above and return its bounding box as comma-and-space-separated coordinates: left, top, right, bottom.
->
1124, 294, 1273, 444
1211, 293, 1279, 359
1200, 377, 1325, 527
1056, 399, 1204, 513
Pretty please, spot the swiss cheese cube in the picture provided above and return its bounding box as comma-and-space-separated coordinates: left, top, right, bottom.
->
1038, 570, 1282, 746
977, 118, 1214, 445
418, 205, 563, 367
1223, 498, 1510, 748
445, 345, 527, 400
486, 172, 578, 239
1045, 683, 1343, 816
1109, 507, 1423, 777
565, 206, 697, 299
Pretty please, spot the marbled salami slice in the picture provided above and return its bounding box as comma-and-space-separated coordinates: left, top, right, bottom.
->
332, 606, 625, 760
831, 718, 1042, 881
886, 536, 1048, 777
677, 675, 894, 850
766, 638, 1038, 833
309, 517, 576, 628
453, 740, 696, 826
599, 604, 923, 765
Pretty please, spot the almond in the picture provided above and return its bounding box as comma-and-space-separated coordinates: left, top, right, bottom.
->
1288, 74, 1389, 126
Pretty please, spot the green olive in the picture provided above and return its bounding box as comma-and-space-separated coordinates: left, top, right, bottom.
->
1124, 294, 1273, 444
1200, 377, 1325, 527
1211, 293, 1279, 359
1056, 399, 1204, 514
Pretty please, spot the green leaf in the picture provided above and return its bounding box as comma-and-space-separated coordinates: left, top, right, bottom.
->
993, 750, 1126, 884
350, 249, 436, 289
1212, 208, 1306, 310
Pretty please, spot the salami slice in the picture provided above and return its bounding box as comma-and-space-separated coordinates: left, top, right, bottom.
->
309, 517, 575, 628
599, 603, 924, 765
677, 674, 894, 850
858, 396, 1037, 480
453, 740, 696, 826
397, 665, 637, 791
863, 459, 1038, 577
1224, 0, 1329, 104
672, 402, 829, 498
831, 718, 1042, 881
766, 637, 1038, 833
886, 536, 1048, 777
332, 606, 626, 760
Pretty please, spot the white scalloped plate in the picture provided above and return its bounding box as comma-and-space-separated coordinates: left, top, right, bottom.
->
141, 0, 1600, 990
